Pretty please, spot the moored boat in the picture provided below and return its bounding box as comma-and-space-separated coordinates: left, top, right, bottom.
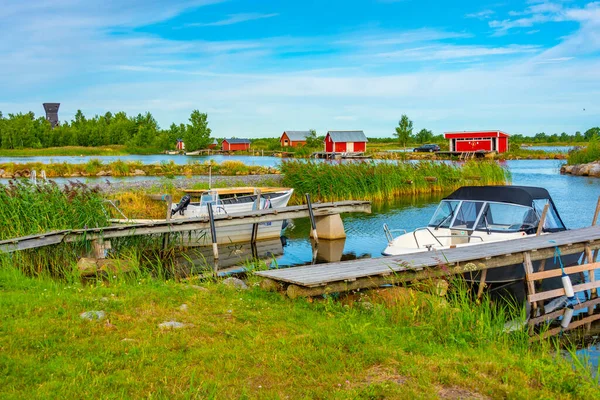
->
382, 186, 582, 284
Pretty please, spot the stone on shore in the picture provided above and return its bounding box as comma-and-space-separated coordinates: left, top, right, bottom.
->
80, 310, 106, 321
222, 277, 249, 290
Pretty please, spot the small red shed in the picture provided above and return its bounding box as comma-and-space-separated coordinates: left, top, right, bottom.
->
324, 131, 368, 153
176, 139, 185, 151
280, 131, 311, 147
444, 131, 509, 153
222, 138, 250, 151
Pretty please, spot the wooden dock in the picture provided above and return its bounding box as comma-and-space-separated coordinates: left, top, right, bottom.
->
256, 225, 600, 298
0, 201, 371, 254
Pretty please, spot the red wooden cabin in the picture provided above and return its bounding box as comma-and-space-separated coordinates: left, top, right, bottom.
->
324, 131, 368, 152
176, 139, 185, 151
280, 131, 311, 147
222, 138, 250, 151
444, 131, 509, 153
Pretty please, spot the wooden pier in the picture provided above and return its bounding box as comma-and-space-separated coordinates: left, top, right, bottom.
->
256, 225, 600, 299
0, 201, 371, 254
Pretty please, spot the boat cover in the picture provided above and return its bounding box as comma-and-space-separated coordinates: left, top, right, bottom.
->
444, 186, 552, 207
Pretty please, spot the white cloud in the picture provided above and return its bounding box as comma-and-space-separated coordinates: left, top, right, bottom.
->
376, 44, 540, 61
465, 10, 495, 19
186, 12, 279, 27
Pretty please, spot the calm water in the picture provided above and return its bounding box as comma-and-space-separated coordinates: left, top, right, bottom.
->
523, 145, 576, 153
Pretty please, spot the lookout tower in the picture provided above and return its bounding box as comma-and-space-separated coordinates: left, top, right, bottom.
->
43, 103, 60, 128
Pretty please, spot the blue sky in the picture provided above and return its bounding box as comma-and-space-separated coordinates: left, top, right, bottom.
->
1, 0, 599, 137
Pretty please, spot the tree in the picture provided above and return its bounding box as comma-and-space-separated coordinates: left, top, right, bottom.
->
584, 127, 600, 140
184, 110, 212, 151
306, 129, 321, 148
394, 115, 413, 148
415, 128, 433, 144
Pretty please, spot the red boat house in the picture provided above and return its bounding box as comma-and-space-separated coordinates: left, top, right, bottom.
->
222, 138, 250, 151
324, 131, 368, 153
280, 131, 311, 147
444, 130, 509, 153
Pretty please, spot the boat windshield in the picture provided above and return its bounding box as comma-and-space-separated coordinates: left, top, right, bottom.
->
428, 200, 460, 228
533, 199, 565, 231
199, 191, 220, 206
476, 202, 538, 232
451, 201, 484, 230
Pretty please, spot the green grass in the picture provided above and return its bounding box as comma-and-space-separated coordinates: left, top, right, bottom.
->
281, 160, 510, 203
0, 145, 132, 157
567, 137, 600, 165
0, 266, 597, 399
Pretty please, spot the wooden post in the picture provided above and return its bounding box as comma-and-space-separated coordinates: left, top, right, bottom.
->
586, 245, 597, 298
476, 269, 488, 300
536, 203, 549, 236
522, 252, 537, 312
161, 194, 172, 251
251, 190, 261, 244
207, 202, 219, 274
305, 193, 318, 244
592, 196, 600, 226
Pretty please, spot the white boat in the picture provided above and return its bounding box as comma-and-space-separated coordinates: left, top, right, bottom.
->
382, 186, 581, 284
170, 187, 294, 246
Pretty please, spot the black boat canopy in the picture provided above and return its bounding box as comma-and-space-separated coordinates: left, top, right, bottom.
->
444, 186, 552, 207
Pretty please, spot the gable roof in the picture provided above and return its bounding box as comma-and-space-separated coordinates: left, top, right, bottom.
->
327, 130, 368, 142
212, 138, 218, 144
283, 131, 312, 141
223, 138, 250, 144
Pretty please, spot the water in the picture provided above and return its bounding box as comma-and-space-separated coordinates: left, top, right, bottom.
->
522, 145, 577, 153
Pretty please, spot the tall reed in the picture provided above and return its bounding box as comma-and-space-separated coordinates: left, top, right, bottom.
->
0, 181, 108, 240
281, 160, 510, 203
567, 136, 600, 165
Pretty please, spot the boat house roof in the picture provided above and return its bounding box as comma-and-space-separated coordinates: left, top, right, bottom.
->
326, 131, 368, 142
444, 186, 552, 207
223, 138, 250, 144
283, 131, 312, 141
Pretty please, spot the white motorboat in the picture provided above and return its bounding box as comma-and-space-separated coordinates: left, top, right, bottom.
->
169, 187, 294, 245
382, 186, 581, 283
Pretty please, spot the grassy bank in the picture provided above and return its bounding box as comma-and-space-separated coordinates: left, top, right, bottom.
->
1, 266, 597, 399
0, 160, 278, 178
0, 145, 134, 157
281, 160, 510, 203
567, 138, 600, 165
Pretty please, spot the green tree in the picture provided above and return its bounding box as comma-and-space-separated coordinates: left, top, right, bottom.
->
306, 129, 321, 148
394, 115, 413, 148
584, 127, 600, 140
415, 128, 433, 144
184, 110, 212, 151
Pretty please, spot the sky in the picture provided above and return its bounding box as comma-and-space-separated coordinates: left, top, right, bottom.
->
1, 0, 599, 138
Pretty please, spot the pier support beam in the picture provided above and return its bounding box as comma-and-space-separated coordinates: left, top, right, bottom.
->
311, 214, 347, 240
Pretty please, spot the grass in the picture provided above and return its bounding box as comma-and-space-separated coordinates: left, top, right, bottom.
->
0, 159, 279, 178
0, 145, 131, 157
567, 136, 600, 165
281, 160, 510, 203
0, 265, 598, 399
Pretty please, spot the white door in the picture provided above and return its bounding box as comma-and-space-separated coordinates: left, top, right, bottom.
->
347, 142, 354, 152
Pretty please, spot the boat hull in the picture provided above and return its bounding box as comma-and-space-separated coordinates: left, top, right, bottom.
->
173, 221, 286, 246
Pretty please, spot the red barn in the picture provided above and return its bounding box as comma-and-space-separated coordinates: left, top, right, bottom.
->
176, 139, 185, 151
324, 131, 368, 153
222, 138, 250, 151
444, 130, 509, 153
280, 131, 311, 147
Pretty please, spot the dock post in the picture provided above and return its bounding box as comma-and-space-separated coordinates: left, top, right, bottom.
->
162, 194, 172, 251
534, 204, 549, 295
522, 252, 538, 314
305, 194, 318, 244
251, 190, 262, 245
207, 202, 219, 274
591, 196, 600, 296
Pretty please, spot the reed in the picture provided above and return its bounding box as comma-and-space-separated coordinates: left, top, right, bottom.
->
567, 136, 600, 165
0, 181, 108, 241
280, 160, 510, 203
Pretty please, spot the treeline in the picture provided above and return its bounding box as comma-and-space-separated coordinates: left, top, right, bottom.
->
0, 110, 212, 152
511, 128, 599, 144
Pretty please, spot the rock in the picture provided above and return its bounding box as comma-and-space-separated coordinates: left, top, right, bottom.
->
561, 165, 574, 174
80, 310, 106, 321
2, 173, 13, 179
77, 257, 99, 277
589, 163, 600, 177
579, 163, 593, 176
222, 277, 249, 290
70, 172, 81, 177
159, 321, 186, 329
360, 301, 374, 310
179, 303, 189, 311
97, 259, 134, 276
96, 170, 110, 177
0, 169, 4, 176
133, 169, 146, 176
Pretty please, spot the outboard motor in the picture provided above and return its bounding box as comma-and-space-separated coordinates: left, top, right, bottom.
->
171, 195, 191, 217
